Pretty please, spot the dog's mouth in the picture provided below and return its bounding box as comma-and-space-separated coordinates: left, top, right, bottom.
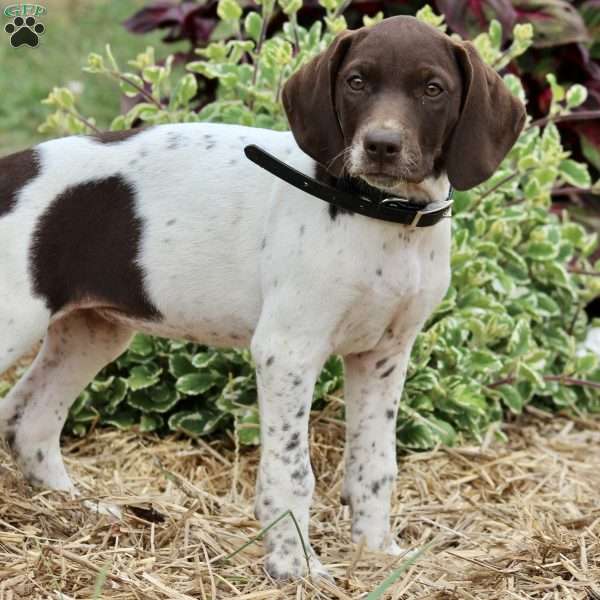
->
360, 173, 404, 189
353, 172, 442, 208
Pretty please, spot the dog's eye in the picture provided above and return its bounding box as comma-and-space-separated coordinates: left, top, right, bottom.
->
425, 83, 443, 97
348, 76, 365, 91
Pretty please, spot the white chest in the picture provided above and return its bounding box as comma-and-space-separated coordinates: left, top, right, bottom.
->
332, 220, 451, 354
260, 184, 452, 356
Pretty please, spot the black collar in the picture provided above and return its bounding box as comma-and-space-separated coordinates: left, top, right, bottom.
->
244, 144, 453, 227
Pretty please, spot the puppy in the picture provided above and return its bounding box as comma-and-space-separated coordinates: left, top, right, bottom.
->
0, 16, 524, 579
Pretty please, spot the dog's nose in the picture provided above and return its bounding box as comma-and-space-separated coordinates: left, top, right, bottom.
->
363, 130, 402, 163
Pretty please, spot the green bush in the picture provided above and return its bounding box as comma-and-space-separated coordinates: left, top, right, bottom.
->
34, 3, 600, 449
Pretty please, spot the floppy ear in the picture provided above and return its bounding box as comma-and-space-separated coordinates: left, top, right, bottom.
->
282, 31, 356, 175
446, 41, 526, 191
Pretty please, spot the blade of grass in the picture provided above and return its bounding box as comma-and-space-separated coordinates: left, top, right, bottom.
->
92, 563, 110, 600
365, 541, 434, 600
223, 509, 312, 576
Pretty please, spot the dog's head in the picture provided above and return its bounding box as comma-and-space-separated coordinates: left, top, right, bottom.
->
282, 16, 525, 197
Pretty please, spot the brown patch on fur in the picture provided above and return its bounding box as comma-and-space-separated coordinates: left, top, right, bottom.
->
30, 175, 162, 319
0, 149, 39, 217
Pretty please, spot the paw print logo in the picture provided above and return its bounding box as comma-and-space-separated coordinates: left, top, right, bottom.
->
5, 16, 45, 48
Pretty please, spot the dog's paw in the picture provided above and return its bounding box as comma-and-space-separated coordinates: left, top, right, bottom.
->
4, 16, 45, 48
352, 528, 407, 557
264, 552, 305, 580
264, 550, 331, 581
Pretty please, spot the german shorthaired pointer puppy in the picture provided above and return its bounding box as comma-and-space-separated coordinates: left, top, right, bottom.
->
0, 16, 524, 579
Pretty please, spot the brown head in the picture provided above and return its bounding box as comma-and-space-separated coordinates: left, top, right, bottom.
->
282, 16, 526, 197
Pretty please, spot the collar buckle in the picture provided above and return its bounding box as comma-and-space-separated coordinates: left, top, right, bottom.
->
379, 197, 426, 226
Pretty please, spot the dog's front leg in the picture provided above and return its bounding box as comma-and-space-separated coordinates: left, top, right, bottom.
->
251, 326, 330, 580
341, 346, 414, 555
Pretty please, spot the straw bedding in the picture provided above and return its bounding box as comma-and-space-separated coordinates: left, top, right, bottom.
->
1, 395, 599, 599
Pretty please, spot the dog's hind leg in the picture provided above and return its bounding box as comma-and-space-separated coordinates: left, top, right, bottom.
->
1, 310, 132, 493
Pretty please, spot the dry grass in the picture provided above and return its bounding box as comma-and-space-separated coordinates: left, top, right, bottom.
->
1, 407, 600, 599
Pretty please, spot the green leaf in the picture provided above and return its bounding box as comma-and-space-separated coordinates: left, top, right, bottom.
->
142, 65, 163, 86
128, 384, 180, 414
176, 372, 221, 396
576, 353, 598, 375
91, 376, 114, 392
104, 408, 139, 431
139, 414, 164, 432
103, 378, 129, 415
501, 247, 529, 281
468, 350, 502, 374
552, 385, 578, 408
566, 84, 587, 109
546, 73, 565, 103
173, 73, 198, 108
525, 241, 558, 261
523, 177, 541, 199
541, 122, 561, 152
191, 352, 216, 369
507, 319, 530, 356
536, 293, 560, 317
71, 406, 99, 424
449, 384, 487, 415
236, 410, 261, 445
397, 419, 435, 449
489, 19, 502, 49
561, 222, 587, 247
57, 88, 75, 109
406, 370, 439, 392
217, 0, 242, 21
424, 415, 457, 445
168, 411, 224, 437
71, 391, 91, 416
279, 0, 302, 16
128, 334, 155, 357
244, 11, 263, 43
119, 73, 145, 98
517, 362, 545, 388
513, 23, 533, 45
497, 384, 524, 414
363, 11, 384, 27
559, 159, 592, 188
84, 52, 105, 73
415, 5, 446, 31
127, 364, 162, 391
169, 353, 196, 378
518, 155, 540, 171
503, 74, 525, 103
71, 423, 88, 437
581, 134, 600, 171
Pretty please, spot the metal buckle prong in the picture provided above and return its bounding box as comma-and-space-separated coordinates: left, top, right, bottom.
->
410, 210, 424, 227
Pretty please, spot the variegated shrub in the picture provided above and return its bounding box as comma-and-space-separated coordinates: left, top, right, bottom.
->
22, 3, 600, 449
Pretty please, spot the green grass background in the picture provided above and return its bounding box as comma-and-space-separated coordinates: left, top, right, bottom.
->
0, 0, 180, 155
